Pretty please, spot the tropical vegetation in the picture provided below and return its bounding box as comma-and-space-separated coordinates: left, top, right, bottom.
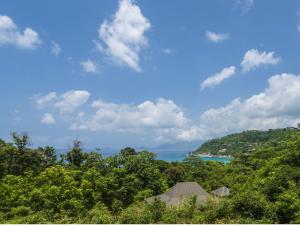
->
0, 129, 299, 223
194, 127, 299, 156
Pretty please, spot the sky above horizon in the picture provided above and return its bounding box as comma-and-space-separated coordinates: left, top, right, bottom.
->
1, 0, 300, 149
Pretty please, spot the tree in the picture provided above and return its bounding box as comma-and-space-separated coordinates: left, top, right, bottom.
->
86, 203, 113, 224
120, 147, 137, 157
117, 202, 153, 224
37, 146, 57, 167
11, 132, 30, 152
146, 197, 166, 222
183, 155, 209, 183
230, 191, 276, 221
1, 128, 300, 223
0, 136, 46, 176
0, 141, 18, 177
165, 165, 185, 186
275, 189, 300, 223
64, 140, 87, 168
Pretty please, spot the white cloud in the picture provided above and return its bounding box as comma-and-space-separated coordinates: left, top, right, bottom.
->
163, 48, 174, 54
51, 41, 61, 56
41, 113, 56, 125
205, 31, 229, 43
175, 126, 203, 141
196, 73, 300, 138
297, 24, 300, 32
36, 92, 193, 142
201, 66, 236, 90
80, 59, 98, 73
98, 0, 151, 72
241, 49, 280, 72
36, 90, 90, 114
35, 74, 300, 143
36, 92, 57, 108
54, 90, 91, 114
235, 0, 254, 14
71, 98, 189, 132
0, 15, 41, 49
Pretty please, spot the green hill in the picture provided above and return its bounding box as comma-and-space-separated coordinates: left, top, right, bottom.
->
194, 127, 299, 156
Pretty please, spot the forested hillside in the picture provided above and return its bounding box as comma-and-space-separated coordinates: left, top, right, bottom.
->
0, 130, 299, 223
194, 127, 299, 156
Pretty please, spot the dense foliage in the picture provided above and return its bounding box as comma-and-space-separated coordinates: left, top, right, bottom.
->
194, 127, 299, 156
0, 129, 299, 223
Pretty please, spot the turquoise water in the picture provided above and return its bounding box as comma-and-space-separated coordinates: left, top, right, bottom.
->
57, 149, 231, 163
151, 149, 187, 162
200, 156, 231, 164
150, 150, 232, 163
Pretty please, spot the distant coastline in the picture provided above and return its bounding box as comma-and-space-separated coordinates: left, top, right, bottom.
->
196, 153, 232, 159
186, 152, 232, 164
187, 151, 232, 158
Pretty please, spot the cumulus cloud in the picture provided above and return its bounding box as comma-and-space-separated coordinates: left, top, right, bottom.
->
35, 91, 194, 142
80, 59, 98, 73
98, 0, 151, 72
175, 126, 203, 141
36, 90, 90, 114
205, 31, 229, 43
51, 41, 61, 56
41, 113, 56, 125
241, 49, 280, 72
196, 73, 300, 138
35, 74, 300, 143
71, 98, 189, 132
0, 15, 41, 49
201, 66, 236, 90
54, 90, 91, 114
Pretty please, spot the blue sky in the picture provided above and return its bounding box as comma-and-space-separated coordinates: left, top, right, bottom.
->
1, 0, 300, 148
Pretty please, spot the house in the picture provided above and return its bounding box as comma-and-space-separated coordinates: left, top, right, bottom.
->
219, 148, 227, 153
145, 182, 209, 206
286, 127, 298, 130
211, 186, 230, 197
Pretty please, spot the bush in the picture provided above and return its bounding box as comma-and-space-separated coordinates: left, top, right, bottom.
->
86, 203, 113, 224
10, 206, 32, 217
0, 211, 4, 223
231, 191, 276, 222
275, 189, 300, 223
117, 202, 153, 224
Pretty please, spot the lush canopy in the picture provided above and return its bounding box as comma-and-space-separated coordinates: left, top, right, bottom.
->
0, 129, 299, 223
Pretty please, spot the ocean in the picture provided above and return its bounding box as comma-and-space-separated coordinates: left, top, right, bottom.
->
57, 148, 231, 164
149, 149, 231, 163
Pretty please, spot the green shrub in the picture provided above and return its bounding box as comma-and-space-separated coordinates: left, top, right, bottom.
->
86, 203, 113, 224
